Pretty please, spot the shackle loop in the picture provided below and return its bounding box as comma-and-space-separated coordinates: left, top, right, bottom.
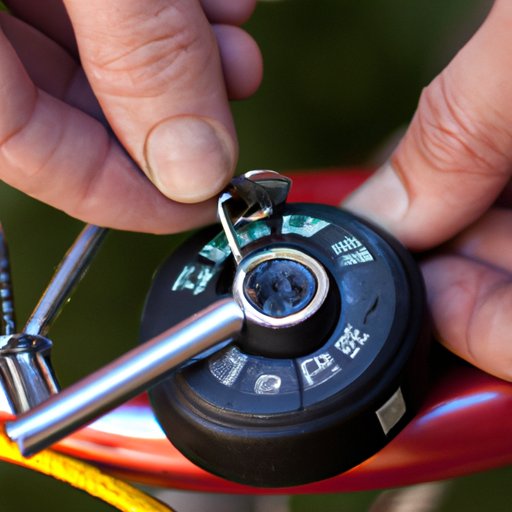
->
217, 170, 291, 265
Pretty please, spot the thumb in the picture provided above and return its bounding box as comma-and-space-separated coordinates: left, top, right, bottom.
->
63, 0, 237, 203
344, 0, 512, 250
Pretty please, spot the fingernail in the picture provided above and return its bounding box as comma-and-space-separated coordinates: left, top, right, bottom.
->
144, 116, 236, 203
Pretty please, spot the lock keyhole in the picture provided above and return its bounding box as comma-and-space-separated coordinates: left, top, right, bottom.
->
244, 259, 316, 318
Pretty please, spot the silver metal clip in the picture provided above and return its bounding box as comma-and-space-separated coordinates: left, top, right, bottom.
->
0, 333, 59, 413
217, 170, 291, 265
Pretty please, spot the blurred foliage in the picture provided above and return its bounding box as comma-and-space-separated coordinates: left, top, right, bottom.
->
0, 1, 509, 511
235, 0, 491, 171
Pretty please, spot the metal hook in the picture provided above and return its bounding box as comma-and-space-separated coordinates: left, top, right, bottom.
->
217, 170, 291, 265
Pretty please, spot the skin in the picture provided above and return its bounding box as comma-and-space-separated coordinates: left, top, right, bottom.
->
0, 1, 509, 381
0, 0, 262, 232
344, 0, 512, 381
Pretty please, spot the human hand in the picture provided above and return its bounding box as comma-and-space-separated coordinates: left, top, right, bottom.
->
344, 0, 512, 381
0, 0, 262, 232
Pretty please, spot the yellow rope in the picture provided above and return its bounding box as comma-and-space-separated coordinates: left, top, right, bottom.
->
0, 426, 175, 512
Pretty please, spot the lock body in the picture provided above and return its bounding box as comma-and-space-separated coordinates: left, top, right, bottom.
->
141, 203, 429, 487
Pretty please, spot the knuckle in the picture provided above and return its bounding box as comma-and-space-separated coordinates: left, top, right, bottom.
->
0, 92, 59, 182
0, 90, 37, 156
85, 3, 212, 97
469, 278, 512, 382
62, 134, 116, 221
413, 74, 511, 178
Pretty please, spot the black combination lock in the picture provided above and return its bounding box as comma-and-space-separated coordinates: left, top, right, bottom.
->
140, 171, 430, 487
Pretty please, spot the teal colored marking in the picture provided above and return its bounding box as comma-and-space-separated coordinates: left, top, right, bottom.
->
237, 221, 271, 248
282, 215, 329, 237
199, 221, 271, 265
172, 263, 218, 295
199, 232, 231, 264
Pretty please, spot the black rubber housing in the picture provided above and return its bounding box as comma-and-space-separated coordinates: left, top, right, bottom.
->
140, 204, 430, 487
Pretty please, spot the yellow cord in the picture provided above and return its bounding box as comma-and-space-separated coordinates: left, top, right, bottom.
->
0, 426, 175, 512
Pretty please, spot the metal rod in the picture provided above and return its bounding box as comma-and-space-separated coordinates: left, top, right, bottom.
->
24, 224, 107, 337
0, 223, 16, 336
218, 192, 244, 264
6, 298, 244, 456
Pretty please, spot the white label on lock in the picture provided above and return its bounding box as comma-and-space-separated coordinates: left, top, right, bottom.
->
300, 352, 341, 388
209, 347, 248, 387
376, 388, 406, 435
334, 323, 370, 359
331, 236, 374, 266
172, 264, 217, 295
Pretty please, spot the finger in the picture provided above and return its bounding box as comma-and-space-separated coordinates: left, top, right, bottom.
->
3, 0, 77, 56
199, 0, 257, 25
1, 13, 262, 124
0, 12, 102, 120
213, 24, 262, 100
0, 25, 216, 233
64, 0, 241, 204
4, 0, 258, 57
344, 0, 512, 250
449, 208, 512, 274
422, 256, 512, 381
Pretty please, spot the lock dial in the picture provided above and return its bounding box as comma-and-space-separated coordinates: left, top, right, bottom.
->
141, 200, 430, 488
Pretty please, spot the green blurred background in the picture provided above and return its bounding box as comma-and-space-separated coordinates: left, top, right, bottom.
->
0, 0, 510, 510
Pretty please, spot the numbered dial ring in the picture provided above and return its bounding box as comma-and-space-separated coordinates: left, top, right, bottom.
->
141, 204, 430, 487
